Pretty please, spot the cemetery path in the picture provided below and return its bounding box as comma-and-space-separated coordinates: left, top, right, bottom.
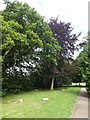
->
72, 87, 88, 118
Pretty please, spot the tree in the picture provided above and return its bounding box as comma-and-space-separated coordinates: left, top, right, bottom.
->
49, 17, 81, 57
48, 17, 81, 85
77, 37, 90, 95
1, 1, 60, 93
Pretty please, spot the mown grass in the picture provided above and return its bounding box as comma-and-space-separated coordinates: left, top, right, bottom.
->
2, 87, 80, 118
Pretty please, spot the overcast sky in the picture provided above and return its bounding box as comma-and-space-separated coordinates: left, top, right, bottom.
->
0, 0, 89, 37
0, 0, 89, 58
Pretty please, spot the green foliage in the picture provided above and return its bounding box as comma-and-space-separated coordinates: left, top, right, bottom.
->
77, 38, 90, 95
2, 1, 60, 94
1, 0, 83, 94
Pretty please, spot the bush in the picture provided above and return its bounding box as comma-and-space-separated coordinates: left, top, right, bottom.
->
86, 80, 90, 96
1, 89, 8, 97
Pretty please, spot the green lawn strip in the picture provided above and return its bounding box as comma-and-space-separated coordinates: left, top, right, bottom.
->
2, 87, 80, 118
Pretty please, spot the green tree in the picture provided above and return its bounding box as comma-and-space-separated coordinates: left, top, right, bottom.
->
1, 1, 60, 93
77, 37, 90, 94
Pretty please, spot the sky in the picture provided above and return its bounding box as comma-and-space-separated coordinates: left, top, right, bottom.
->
0, 0, 88, 36
0, 0, 89, 58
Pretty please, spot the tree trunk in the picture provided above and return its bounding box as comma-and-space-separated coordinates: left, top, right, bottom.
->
50, 77, 55, 90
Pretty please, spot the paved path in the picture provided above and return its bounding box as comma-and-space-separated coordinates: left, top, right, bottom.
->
72, 87, 88, 118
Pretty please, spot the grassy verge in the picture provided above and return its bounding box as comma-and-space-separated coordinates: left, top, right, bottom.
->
2, 87, 80, 118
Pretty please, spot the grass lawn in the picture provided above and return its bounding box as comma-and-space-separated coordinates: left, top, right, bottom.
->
2, 87, 80, 118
